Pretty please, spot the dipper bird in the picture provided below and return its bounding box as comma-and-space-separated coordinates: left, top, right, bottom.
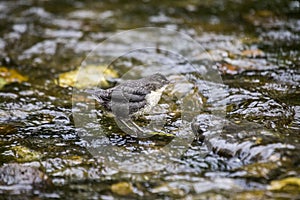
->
86, 73, 169, 116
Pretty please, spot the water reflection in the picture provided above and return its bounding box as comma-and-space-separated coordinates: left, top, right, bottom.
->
0, 0, 299, 199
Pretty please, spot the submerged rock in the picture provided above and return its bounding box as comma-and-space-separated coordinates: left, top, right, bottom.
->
111, 182, 134, 196
223, 87, 295, 130
0, 163, 49, 186
192, 115, 295, 164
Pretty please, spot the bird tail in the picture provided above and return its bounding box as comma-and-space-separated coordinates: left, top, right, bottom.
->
84, 88, 112, 110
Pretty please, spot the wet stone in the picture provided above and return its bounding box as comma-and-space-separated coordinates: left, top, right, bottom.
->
0, 0, 299, 199
0, 163, 48, 186
223, 86, 295, 130
204, 120, 295, 164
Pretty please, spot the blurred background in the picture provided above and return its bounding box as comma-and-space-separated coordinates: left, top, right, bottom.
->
0, 0, 299, 199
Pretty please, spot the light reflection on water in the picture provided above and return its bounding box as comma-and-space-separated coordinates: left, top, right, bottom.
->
0, 0, 299, 199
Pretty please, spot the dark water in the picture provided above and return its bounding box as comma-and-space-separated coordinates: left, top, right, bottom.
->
0, 0, 299, 199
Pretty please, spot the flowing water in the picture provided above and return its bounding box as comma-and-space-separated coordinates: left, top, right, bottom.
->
0, 0, 299, 199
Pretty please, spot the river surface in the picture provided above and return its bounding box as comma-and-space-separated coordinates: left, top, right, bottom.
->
0, 0, 299, 199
